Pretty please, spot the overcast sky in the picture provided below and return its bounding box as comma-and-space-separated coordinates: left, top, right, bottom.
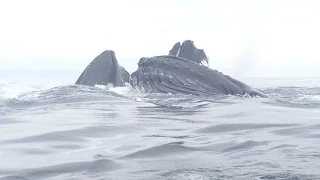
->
1, 0, 320, 77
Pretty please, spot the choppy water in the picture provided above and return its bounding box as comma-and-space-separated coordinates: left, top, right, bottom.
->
1, 77, 320, 180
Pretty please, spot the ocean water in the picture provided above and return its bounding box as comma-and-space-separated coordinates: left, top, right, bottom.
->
0, 77, 320, 180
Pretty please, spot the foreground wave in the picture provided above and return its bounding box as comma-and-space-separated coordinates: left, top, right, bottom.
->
1, 83, 320, 110
1, 80, 320, 180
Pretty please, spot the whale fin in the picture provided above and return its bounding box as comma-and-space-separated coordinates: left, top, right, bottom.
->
75, 66, 88, 85
120, 66, 130, 85
168, 42, 181, 56
195, 48, 208, 67
168, 40, 208, 66
75, 50, 129, 87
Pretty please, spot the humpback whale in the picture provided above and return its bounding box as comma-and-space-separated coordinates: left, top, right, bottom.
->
76, 40, 267, 97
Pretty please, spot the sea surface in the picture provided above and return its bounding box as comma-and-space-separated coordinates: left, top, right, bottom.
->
0, 77, 320, 180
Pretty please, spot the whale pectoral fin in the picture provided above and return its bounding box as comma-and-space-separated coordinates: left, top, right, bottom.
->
171, 40, 209, 66
119, 66, 130, 85
195, 48, 209, 67
168, 42, 181, 56
75, 66, 88, 84
76, 57, 113, 86
75, 50, 125, 87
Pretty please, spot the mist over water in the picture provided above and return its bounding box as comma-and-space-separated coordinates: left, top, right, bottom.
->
1, 77, 320, 180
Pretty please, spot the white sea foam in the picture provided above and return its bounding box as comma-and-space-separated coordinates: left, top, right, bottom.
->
0, 83, 36, 99
0, 82, 59, 105
94, 83, 133, 95
297, 94, 320, 103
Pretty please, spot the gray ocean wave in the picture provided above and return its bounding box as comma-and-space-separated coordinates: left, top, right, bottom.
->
1, 81, 320, 179
1, 84, 320, 109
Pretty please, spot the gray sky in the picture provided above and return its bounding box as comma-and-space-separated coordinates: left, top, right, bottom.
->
1, 0, 320, 77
